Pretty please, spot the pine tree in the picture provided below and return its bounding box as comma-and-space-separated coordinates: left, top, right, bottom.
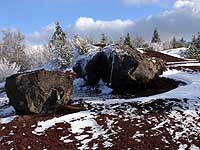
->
118, 37, 124, 45
180, 37, 186, 47
180, 37, 184, 43
186, 44, 199, 59
171, 36, 177, 48
49, 22, 72, 67
195, 32, 200, 49
190, 33, 200, 49
184, 32, 200, 59
124, 33, 133, 47
151, 28, 161, 43
73, 34, 88, 54
132, 36, 145, 48
192, 35, 196, 44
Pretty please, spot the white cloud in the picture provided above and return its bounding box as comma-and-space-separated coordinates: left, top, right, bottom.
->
74, 17, 134, 31
26, 23, 55, 45
127, 0, 200, 41
67, 17, 135, 39
26, 0, 200, 44
174, 0, 200, 15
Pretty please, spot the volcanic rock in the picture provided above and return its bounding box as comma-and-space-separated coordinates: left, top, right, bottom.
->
5, 69, 76, 114
73, 45, 166, 91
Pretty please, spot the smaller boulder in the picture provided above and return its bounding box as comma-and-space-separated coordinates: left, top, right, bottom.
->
5, 69, 76, 114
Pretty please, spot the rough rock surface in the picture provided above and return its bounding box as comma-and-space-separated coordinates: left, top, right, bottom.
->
5, 69, 76, 114
73, 45, 166, 91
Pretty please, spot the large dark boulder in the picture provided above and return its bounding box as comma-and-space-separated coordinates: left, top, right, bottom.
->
73, 45, 166, 91
5, 69, 76, 114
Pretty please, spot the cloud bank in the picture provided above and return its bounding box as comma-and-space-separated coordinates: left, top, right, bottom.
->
27, 0, 200, 44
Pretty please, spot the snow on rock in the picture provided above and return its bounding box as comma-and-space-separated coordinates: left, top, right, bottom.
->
73, 45, 100, 71
35, 58, 70, 71
0, 93, 9, 108
0, 106, 15, 118
168, 62, 200, 67
0, 82, 5, 89
136, 48, 145, 54
97, 80, 113, 95
161, 47, 187, 59
0, 93, 15, 124
73, 44, 165, 90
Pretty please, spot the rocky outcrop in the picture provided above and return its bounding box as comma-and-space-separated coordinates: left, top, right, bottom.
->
5, 69, 76, 114
73, 45, 166, 91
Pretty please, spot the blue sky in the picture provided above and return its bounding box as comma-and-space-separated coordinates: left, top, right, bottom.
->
0, 0, 168, 33
1, 0, 200, 44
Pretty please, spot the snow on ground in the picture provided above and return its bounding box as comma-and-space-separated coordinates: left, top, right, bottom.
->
33, 111, 95, 135
0, 82, 16, 123
83, 69, 200, 105
1, 48, 200, 149
30, 68, 200, 149
0, 92, 15, 124
0, 115, 15, 124
73, 79, 113, 98
33, 111, 114, 150
160, 47, 187, 59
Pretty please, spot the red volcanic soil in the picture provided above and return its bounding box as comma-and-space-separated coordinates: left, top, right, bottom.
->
0, 50, 200, 150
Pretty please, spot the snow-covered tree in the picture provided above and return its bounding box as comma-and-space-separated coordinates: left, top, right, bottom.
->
73, 34, 89, 54
124, 33, 133, 47
0, 29, 28, 71
101, 33, 107, 44
163, 41, 173, 50
185, 44, 199, 59
180, 37, 187, 47
132, 36, 146, 48
116, 36, 124, 45
25, 44, 53, 68
151, 28, 161, 43
0, 57, 21, 82
192, 35, 196, 44
170, 36, 186, 49
184, 32, 200, 59
195, 32, 200, 49
49, 22, 72, 68
171, 36, 177, 48
150, 42, 163, 51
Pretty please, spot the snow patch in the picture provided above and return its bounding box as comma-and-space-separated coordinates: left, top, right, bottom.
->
0, 116, 16, 124
84, 69, 200, 105
161, 47, 187, 59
